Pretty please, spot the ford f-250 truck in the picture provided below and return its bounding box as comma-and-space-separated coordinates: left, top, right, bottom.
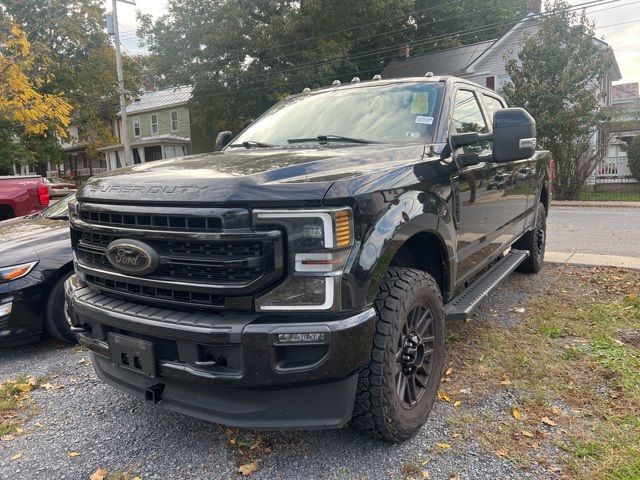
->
0, 175, 50, 220
65, 76, 550, 442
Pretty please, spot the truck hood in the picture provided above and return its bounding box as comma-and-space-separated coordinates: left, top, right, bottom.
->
0, 216, 70, 260
78, 144, 428, 206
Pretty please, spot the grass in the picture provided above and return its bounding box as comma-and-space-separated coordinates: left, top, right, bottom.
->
0, 375, 40, 437
443, 266, 640, 479
577, 190, 640, 202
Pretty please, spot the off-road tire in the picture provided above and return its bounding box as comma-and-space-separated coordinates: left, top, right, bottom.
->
514, 201, 546, 273
352, 267, 445, 442
44, 271, 76, 344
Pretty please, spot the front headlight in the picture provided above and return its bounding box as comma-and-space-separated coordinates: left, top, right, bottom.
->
253, 208, 353, 312
0, 261, 38, 284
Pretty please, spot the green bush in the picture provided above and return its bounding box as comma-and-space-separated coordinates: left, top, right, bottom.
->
629, 136, 640, 182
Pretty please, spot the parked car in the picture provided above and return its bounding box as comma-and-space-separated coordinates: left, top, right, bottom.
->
44, 177, 77, 198
0, 194, 75, 346
66, 76, 551, 441
0, 175, 50, 220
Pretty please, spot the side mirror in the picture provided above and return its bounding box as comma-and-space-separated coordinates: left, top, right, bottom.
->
492, 108, 536, 163
215, 131, 233, 151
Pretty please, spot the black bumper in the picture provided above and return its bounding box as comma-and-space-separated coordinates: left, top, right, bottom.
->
0, 276, 45, 347
65, 275, 376, 429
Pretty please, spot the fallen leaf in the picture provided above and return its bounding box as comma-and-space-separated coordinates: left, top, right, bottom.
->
237, 461, 260, 476
541, 417, 557, 427
15, 427, 23, 434
68, 451, 81, 458
436, 442, 451, 449
550, 406, 561, 415
500, 375, 511, 385
34, 422, 43, 428
514, 307, 526, 314
512, 407, 523, 421
1, 435, 16, 442
41, 383, 54, 390
421, 471, 430, 479
437, 390, 451, 402
494, 449, 508, 458
521, 430, 534, 438
90, 468, 108, 480
11, 452, 23, 461
444, 367, 453, 376
453, 401, 461, 407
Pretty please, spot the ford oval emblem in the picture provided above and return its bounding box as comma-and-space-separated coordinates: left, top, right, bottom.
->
105, 239, 160, 276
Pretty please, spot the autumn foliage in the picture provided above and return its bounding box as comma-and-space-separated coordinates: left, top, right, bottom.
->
0, 20, 71, 138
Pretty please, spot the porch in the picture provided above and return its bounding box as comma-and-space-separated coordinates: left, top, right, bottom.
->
99, 135, 190, 171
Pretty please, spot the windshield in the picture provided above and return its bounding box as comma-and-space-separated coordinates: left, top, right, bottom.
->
41, 194, 75, 219
231, 82, 444, 147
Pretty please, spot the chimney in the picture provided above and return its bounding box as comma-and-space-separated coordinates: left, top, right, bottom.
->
398, 44, 410, 59
528, 0, 542, 14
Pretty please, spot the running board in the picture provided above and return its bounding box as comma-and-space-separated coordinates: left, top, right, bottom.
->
445, 249, 530, 321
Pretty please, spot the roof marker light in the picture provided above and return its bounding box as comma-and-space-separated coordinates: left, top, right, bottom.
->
425, 71, 434, 77
332, 80, 341, 86
351, 77, 360, 83
372, 74, 382, 81
302, 87, 311, 93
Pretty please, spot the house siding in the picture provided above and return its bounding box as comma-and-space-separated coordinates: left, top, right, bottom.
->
464, 21, 540, 90
126, 106, 191, 140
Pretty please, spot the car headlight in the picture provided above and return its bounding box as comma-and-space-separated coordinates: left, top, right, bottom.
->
253, 208, 354, 312
0, 261, 38, 284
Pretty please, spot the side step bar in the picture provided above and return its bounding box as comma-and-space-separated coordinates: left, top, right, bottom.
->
445, 249, 530, 321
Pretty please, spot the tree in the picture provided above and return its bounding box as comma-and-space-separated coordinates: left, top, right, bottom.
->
628, 136, 640, 182
502, 0, 612, 200
0, 20, 71, 174
139, 0, 527, 139
1, 0, 144, 172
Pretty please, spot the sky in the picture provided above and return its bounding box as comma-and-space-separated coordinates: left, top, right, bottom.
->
107, 0, 640, 84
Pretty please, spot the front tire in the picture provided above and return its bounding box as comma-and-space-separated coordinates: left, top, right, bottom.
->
514, 201, 547, 273
44, 271, 77, 344
352, 268, 445, 442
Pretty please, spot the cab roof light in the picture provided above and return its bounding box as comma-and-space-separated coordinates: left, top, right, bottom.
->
372, 74, 382, 80
351, 77, 360, 83
332, 80, 341, 87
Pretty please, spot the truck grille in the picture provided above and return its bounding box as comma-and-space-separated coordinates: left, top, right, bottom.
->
72, 204, 284, 311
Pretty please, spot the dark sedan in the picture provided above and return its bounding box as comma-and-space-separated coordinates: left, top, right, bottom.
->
0, 194, 75, 346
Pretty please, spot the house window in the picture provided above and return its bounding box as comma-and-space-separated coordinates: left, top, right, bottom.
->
497, 74, 512, 92
151, 114, 158, 135
170, 111, 179, 132
133, 117, 141, 137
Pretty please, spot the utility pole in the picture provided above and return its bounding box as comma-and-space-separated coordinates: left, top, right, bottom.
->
110, 0, 135, 167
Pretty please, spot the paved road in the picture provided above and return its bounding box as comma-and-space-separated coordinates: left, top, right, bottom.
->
547, 206, 640, 258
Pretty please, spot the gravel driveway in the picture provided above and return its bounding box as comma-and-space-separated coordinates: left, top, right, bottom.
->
0, 267, 558, 480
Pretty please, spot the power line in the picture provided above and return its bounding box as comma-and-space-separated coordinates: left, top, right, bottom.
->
71, 4, 639, 112
136, 0, 628, 93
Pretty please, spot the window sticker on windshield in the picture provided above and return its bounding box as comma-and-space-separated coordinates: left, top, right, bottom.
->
411, 92, 430, 113
415, 115, 434, 125
406, 131, 421, 139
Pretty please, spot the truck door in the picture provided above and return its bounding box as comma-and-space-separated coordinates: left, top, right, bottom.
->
481, 94, 532, 247
450, 89, 505, 284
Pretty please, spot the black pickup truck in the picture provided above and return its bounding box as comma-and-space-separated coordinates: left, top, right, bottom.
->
65, 76, 550, 442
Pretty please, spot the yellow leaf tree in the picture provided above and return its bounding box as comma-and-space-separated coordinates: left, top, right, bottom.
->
0, 20, 71, 172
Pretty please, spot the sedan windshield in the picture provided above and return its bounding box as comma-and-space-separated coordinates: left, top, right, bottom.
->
231, 82, 444, 147
41, 194, 75, 219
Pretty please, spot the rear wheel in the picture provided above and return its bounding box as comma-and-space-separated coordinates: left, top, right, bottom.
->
44, 271, 77, 344
352, 268, 445, 442
514, 201, 547, 273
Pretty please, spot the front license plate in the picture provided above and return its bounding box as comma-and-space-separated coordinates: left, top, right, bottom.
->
108, 333, 156, 377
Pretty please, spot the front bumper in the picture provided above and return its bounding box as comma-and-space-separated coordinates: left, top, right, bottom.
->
0, 276, 45, 346
65, 275, 376, 429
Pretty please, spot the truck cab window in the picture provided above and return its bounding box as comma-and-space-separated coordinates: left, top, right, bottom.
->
482, 95, 506, 128
451, 89, 490, 154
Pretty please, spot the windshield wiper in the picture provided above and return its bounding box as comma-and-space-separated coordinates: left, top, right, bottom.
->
228, 140, 278, 149
287, 135, 380, 145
